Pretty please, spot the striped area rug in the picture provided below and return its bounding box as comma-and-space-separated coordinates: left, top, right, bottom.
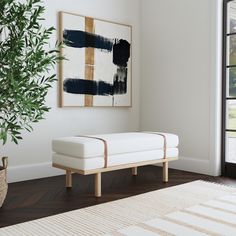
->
0, 180, 236, 236
107, 194, 236, 236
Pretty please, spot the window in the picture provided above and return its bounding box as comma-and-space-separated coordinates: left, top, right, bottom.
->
222, 0, 236, 177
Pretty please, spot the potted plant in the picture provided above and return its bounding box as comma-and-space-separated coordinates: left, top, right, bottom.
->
0, 0, 63, 207
0, 157, 7, 207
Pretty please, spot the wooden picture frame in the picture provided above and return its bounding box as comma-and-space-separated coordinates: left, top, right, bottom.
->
58, 11, 132, 107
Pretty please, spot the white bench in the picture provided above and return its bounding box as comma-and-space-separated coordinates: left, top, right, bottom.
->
52, 132, 179, 197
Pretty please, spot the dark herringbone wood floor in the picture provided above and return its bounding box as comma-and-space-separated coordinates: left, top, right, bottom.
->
0, 166, 235, 228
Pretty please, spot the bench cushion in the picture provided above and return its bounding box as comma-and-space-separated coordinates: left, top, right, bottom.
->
52, 148, 178, 170
52, 132, 179, 158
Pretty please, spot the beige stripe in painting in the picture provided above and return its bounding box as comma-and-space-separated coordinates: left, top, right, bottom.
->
84, 17, 94, 107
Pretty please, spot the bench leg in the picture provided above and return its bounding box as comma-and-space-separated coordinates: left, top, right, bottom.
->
163, 161, 168, 183
132, 167, 138, 176
66, 170, 72, 188
95, 173, 101, 197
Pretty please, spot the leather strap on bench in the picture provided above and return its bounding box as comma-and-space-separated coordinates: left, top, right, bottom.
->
76, 135, 108, 168
141, 132, 167, 159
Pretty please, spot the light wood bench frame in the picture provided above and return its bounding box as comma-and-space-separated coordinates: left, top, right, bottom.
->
52, 156, 178, 197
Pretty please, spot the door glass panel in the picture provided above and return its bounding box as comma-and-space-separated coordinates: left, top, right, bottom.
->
228, 1, 236, 34
226, 132, 236, 163
227, 100, 236, 129
227, 35, 236, 65
227, 68, 236, 97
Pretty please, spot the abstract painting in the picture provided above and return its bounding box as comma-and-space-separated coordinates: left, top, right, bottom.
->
59, 12, 132, 107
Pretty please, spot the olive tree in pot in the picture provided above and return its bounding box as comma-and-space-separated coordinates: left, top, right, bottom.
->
0, 0, 63, 207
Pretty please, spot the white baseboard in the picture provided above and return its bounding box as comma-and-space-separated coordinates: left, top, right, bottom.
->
7, 162, 64, 183
155, 156, 211, 175
7, 156, 212, 183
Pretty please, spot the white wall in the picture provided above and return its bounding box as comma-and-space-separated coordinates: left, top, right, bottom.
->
0, 0, 141, 182
2, 0, 223, 181
140, 0, 222, 175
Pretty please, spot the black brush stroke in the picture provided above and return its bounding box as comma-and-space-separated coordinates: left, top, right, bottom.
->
64, 76, 127, 96
113, 39, 131, 67
63, 30, 113, 51
63, 30, 131, 67
113, 67, 127, 94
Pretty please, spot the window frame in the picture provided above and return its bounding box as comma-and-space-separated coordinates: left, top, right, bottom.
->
222, 0, 236, 177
